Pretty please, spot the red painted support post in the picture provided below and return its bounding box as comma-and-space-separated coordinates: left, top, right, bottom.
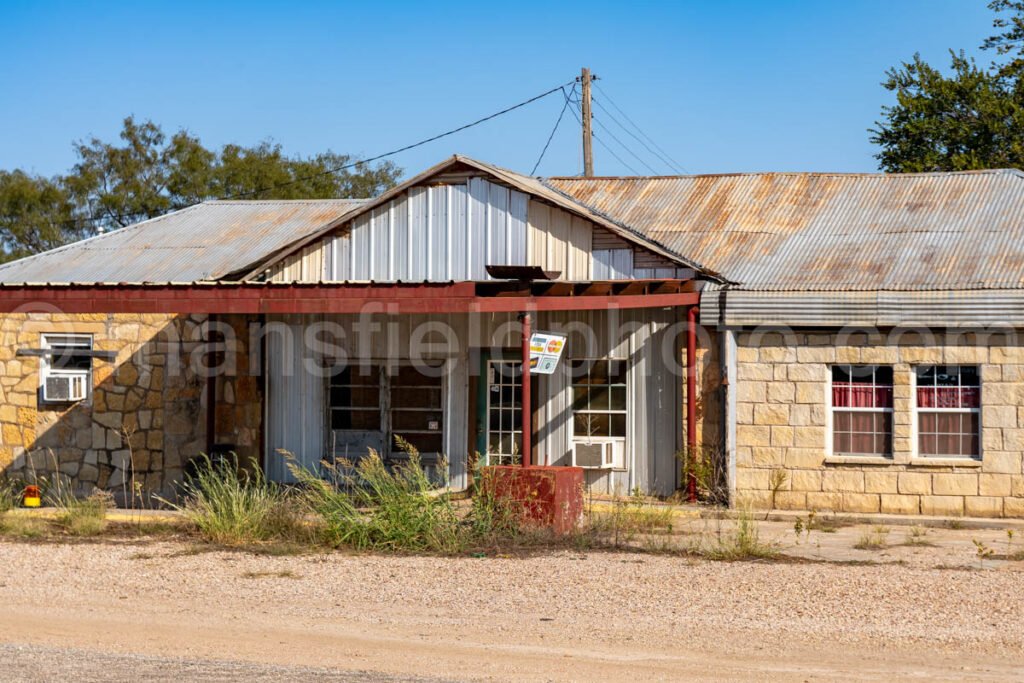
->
205, 313, 218, 457
686, 305, 698, 502
520, 312, 532, 467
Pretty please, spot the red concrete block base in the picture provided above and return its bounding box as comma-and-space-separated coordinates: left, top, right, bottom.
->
480, 466, 584, 534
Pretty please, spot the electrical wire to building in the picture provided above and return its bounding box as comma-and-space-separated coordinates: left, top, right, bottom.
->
227, 80, 576, 200
564, 93, 642, 176
530, 84, 577, 175
593, 82, 689, 174
30, 75, 688, 232
591, 115, 662, 175
44, 79, 578, 230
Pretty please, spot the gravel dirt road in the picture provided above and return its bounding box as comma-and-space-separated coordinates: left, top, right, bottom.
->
0, 531, 1022, 682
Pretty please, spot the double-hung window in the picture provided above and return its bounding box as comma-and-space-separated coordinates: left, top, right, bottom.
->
570, 359, 627, 469
830, 365, 893, 458
40, 333, 93, 403
915, 365, 980, 459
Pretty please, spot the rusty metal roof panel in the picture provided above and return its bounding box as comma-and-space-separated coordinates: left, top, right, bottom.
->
546, 169, 1024, 291
0, 199, 367, 284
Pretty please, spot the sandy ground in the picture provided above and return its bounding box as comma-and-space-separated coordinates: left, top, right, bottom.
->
0, 521, 1023, 682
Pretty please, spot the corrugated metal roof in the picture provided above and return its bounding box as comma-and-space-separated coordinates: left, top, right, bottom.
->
246, 155, 716, 280
546, 169, 1024, 291
0, 199, 367, 284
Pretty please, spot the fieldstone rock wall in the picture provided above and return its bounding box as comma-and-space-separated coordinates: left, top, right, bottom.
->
0, 312, 261, 501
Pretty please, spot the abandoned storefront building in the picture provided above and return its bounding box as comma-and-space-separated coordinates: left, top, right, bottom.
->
2, 155, 1024, 517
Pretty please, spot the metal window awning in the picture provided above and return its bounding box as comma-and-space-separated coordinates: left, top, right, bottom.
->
0, 280, 700, 315
16, 348, 118, 360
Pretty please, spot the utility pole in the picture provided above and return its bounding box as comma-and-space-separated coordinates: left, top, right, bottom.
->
581, 67, 594, 177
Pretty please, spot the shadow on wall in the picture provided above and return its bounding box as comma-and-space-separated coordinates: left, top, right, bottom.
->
0, 313, 260, 504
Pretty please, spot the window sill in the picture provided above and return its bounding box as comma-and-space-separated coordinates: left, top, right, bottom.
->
909, 457, 982, 468
824, 456, 894, 466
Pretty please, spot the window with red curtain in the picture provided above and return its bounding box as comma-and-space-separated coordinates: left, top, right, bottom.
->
915, 366, 980, 458
831, 365, 893, 457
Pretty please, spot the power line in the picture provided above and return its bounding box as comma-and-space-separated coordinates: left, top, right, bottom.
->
592, 97, 679, 174
530, 84, 576, 175
226, 80, 575, 199
591, 114, 662, 175
593, 133, 641, 175
566, 98, 641, 175
593, 82, 689, 174
17, 79, 578, 230
562, 92, 585, 175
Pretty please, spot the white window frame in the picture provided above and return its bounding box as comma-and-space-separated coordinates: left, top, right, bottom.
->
912, 365, 981, 461
39, 333, 93, 404
485, 358, 523, 467
325, 360, 447, 461
827, 364, 894, 459
570, 358, 627, 470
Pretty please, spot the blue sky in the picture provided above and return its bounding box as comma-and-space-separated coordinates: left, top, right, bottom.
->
0, 1, 997, 180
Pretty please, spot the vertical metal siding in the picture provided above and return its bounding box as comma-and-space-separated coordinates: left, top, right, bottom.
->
391, 199, 408, 281
468, 178, 489, 280
265, 317, 325, 483
408, 187, 428, 281
449, 183, 469, 280
533, 308, 679, 496
569, 215, 592, 279
429, 185, 449, 280
322, 238, 334, 281
635, 267, 676, 279
371, 207, 389, 279
592, 249, 634, 279
509, 190, 528, 265
320, 177, 531, 282
261, 310, 680, 495
488, 181, 509, 266
527, 200, 593, 280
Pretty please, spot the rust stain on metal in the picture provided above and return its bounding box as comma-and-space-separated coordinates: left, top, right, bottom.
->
546, 169, 1024, 291
0, 199, 368, 285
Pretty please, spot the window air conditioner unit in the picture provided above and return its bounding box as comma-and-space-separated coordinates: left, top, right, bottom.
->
43, 372, 88, 402
572, 439, 623, 469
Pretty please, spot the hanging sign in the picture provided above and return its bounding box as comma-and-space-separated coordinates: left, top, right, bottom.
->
528, 331, 567, 375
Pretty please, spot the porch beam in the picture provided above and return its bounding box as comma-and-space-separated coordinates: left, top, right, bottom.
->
0, 283, 699, 314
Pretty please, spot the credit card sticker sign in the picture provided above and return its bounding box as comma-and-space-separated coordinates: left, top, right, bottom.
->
528, 332, 566, 375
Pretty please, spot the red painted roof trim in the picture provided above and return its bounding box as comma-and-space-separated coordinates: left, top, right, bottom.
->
0, 281, 698, 314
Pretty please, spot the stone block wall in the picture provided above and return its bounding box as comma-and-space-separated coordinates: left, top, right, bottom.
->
0, 312, 261, 501
734, 331, 1024, 517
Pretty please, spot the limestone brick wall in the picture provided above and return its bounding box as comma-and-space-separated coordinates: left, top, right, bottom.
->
0, 312, 261, 501
734, 331, 1024, 518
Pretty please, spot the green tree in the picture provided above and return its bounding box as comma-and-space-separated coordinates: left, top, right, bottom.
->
871, 52, 1024, 172
0, 170, 82, 261
0, 116, 401, 261
983, 0, 1024, 75
871, 2, 1024, 172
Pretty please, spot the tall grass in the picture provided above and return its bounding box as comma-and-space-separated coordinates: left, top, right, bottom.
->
55, 492, 112, 536
587, 488, 675, 549
290, 439, 461, 553
0, 478, 21, 513
42, 468, 112, 537
467, 466, 525, 544
700, 509, 777, 560
171, 455, 305, 546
